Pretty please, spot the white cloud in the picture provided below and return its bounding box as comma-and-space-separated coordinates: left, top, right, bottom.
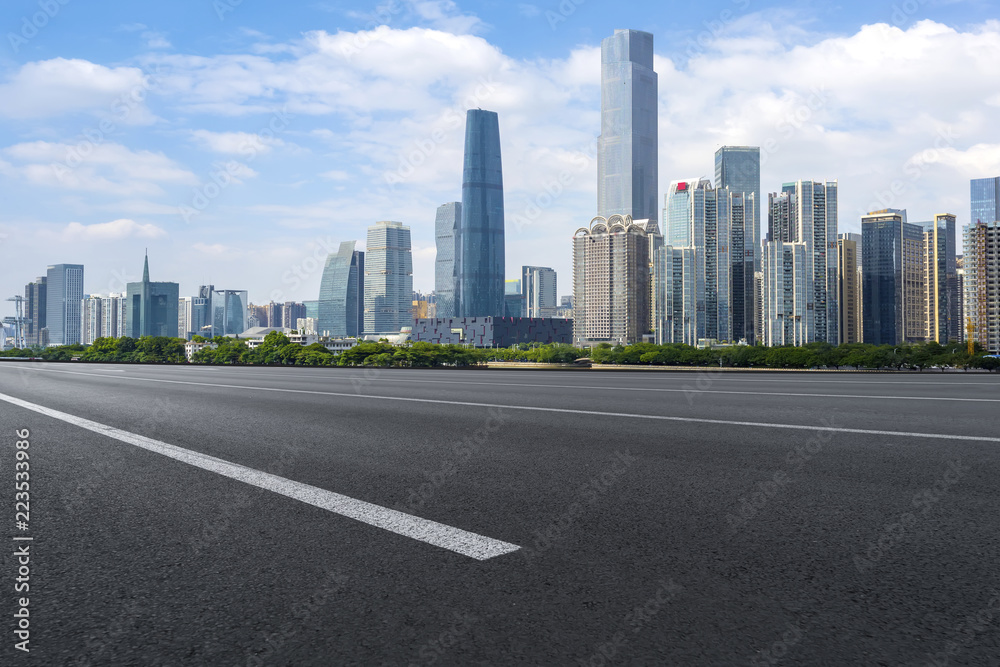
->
0, 59, 151, 119
190, 129, 285, 155
1, 141, 198, 196
193, 242, 237, 256
58, 219, 167, 242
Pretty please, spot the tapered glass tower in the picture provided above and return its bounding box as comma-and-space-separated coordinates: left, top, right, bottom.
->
598, 29, 657, 221
319, 241, 364, 337
458, 110, 505, 318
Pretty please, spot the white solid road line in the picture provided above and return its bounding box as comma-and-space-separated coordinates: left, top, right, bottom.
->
0, 391, 520, 561
11, 366, 1000, 443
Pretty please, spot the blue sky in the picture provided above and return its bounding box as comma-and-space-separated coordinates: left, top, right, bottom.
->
1, 0, 998, 319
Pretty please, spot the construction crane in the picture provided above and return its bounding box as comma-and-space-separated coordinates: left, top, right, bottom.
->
5, 296, 25, 349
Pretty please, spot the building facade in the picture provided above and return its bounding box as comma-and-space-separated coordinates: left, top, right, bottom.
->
458, 110, 505, 318
23, 276, 46, 347
923, 213, 959, 343
45, 263, 84, 346
364, 221, 413, 334
412, 317, 573, 347
522, 266, 558, 318
838, 234, 862, 344
715, 146, 761, 255
970, 176, 1000, 226
761, 180, 839, 346
598, 29, 658, 220
125, 255, 179, 338
964, 221, 1000, 352
319, 240, 365, 338
434, 202, 460, 318
861, 209, 925, 345
573, 215, 653, 345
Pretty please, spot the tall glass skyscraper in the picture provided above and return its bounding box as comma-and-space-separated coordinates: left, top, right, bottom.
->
598, 29, 657, 221
971, 176, 1000, 225
715, 146, 761, 272
319, 241, 364, 337
861, 209, 924, 345
364, 221, 413, 334
45, 263, 84, 345
458, 110, 505, 318
434, 202, 461, 319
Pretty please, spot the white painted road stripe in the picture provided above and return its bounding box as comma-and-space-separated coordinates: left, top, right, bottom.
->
0, 391, 520, 561
11, 366, 1000, 443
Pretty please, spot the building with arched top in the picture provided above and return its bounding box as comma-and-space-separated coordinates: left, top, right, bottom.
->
572, 215, 655, 345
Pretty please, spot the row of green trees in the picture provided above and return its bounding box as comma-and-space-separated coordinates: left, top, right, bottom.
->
1, 335, 997, 371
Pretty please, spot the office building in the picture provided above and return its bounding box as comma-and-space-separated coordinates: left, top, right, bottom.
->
964, 221, 1000, 352
573, 215, 655, 345
761, 180, 839, 346
413, 317, 573, 347
838, 233, 862, 344
319, 241, 365, 338
24, 277, 46, 347
458, 110, 505, 318
923, 214, 959, 343
281, 302, 305, 334
125, 255, 179, 338
762, 242, 810, 346
46, 263, 84, 346
266, 301, 283, 329
364, 221, 413, 334
861, 209, 926, 345
715, 146, 761, 252
522, 267, 558, 318
598, 29, 658, 220
434, 202, 461, 319
81, 296, 102, 345
658, 181, 755, 345
970, 176, 1000, 226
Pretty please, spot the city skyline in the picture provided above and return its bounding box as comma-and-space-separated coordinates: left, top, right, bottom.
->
2, 3, 998, 319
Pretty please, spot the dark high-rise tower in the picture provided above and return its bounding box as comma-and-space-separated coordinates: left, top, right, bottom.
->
598, 29, 657, 220
458, 109, 505, 318
125, 253, 179, 338
24, 276, 47, 347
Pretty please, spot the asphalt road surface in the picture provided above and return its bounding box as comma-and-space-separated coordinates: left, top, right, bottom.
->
1, 362, 998, 666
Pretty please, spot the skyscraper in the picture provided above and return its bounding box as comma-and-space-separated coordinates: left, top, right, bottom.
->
861, 209, 925, 345
125, 254, 179, 338
23, 276, 46, 347
458, 110, 505, 318
434, 202, 461, 318
970, 176, 1000, 225
762, 180, 839, 345
715, 146, 761, 257
573, 215, 654, 345
45, 263, 84, 346
838, 233, 862, 344
364, 221, 413, 334
213, 291, 249, 336
522, 266, 557, 318
923, 214, 959, 343
598, 29, 657, 220
659, 181, 755, 344
319, 241, 365, 338
963, 221, 1000, 352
